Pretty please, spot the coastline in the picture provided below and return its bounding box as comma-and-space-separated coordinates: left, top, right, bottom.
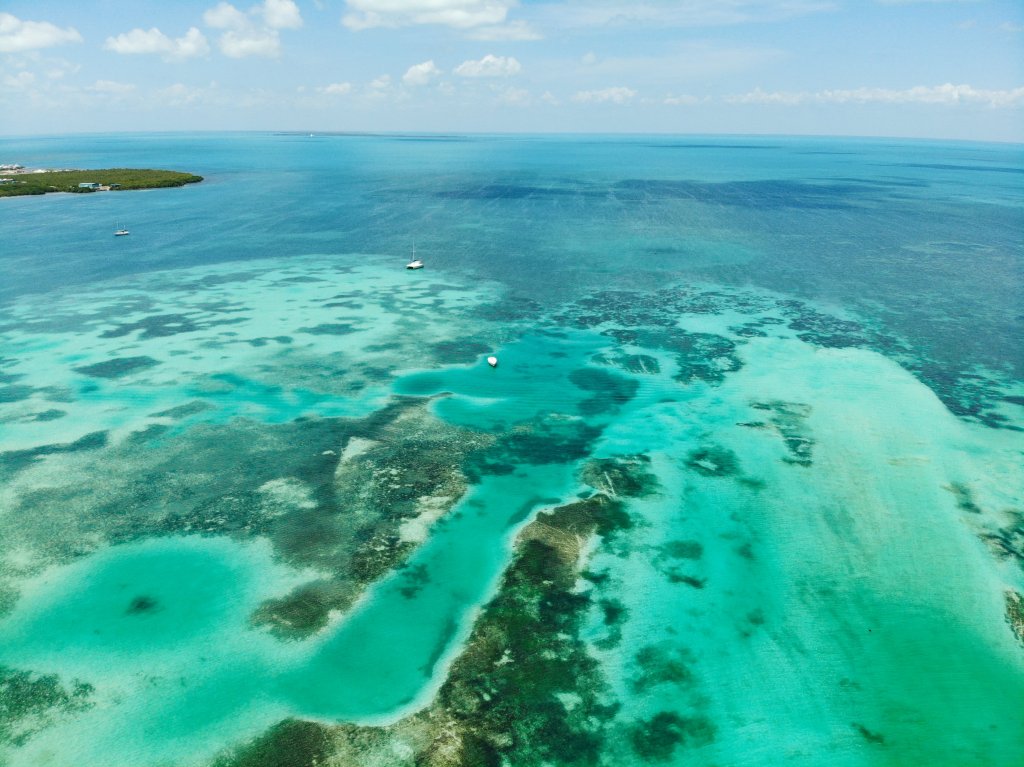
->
0, 168, 203, 197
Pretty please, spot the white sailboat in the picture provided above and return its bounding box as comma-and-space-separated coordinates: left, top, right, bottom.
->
405, 243, 423, 270
114, 222, 130, 236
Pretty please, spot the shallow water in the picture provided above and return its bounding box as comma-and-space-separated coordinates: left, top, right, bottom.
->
0, 134, 1022, 766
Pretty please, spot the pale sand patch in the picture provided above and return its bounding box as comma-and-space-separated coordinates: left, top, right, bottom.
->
258, 477, 317, 513
338, 437, 377, 468
398, 495, 454, 544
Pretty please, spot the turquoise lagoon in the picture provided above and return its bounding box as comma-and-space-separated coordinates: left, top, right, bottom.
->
0, 134, 1022, 766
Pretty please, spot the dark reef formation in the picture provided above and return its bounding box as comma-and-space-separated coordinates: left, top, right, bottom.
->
1006, 591, 1024, 648
212, 444, 718, 767
0, 667, 93, 748
213, 492, 632, 767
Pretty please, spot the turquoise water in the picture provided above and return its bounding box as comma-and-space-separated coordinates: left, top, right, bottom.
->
0, 133, 1022, 766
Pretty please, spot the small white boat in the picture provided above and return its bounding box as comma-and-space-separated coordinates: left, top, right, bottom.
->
114, 223, 129, 236
406, 244, 423, 270
487, 356, 498, 368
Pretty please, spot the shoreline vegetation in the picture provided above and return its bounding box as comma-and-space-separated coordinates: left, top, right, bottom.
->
0, 168, 203, 197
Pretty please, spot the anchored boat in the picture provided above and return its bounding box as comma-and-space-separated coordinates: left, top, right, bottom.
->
406, 244, 423, 270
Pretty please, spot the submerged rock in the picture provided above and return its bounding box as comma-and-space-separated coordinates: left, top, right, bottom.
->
748, 400, 815, 466
581, 455, 658, 498
1007, 590, 1024, 647
627, 711, 715, 762
73, 355, 160, 379
684, 445, 741, 477
211, 719, 332, 767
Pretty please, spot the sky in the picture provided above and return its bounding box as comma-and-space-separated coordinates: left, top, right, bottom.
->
1, 0, 1022, 140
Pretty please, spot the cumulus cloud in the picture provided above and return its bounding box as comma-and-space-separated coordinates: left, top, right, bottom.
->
572, 86, 636, 104
343, 0, 511, 30
0, 12, 82, 53
403, 59, 442, 86
370, 74, 391, 88
203, 0, 302, 58
454, 54, 521, 77
261, 0, 304, 29
104, 27, 209, 60
318, 81, 353, 94
204, 3, 249, 29
219, 29, 280, 57
726, 83, 1024, 108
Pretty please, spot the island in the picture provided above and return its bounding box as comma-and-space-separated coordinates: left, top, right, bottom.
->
0, 167, 203, 197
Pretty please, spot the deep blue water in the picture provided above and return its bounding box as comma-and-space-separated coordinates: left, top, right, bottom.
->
2, 133, 1021, 382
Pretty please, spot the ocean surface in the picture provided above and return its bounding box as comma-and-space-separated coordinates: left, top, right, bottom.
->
0, 133, 1021, 766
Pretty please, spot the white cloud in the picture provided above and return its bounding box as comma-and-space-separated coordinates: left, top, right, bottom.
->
454, 54, 521, 77
466, 21, 542, 40
541, 90, 559, 105
572, 86, 636, 104
403, 59, 442, 86
104, 27, 209, 61
219, 29, 280, 57
725, 84, 1024, 107
343, 0, 511, 30
369, 74, 391, 88
318, 81, 353, 94
725, 87, 804, 105
203, 1, 302, 57
204, 2, 251, 29
1001, 21, 1023, 33
261, 0, 304, 29
0, 12, 82, 53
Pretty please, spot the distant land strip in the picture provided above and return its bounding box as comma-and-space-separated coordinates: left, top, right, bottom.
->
0, 168, 203, 197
